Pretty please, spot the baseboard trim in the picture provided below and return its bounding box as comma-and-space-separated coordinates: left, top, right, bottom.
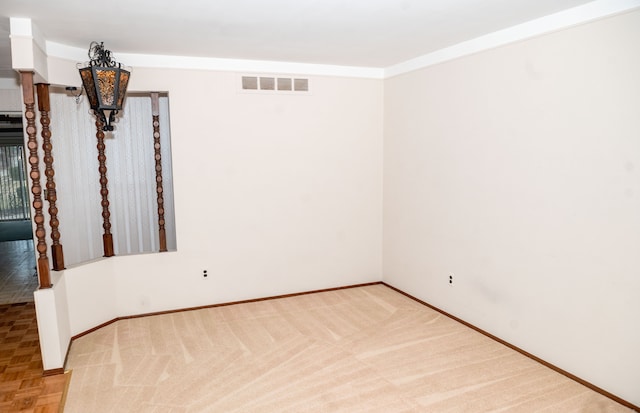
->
69, 281, 383, 342
381, 282, 639, 412
42, 367, 64, 376
65, 280, 637, 411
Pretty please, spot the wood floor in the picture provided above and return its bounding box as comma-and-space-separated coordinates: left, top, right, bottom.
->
0, 240, 68, 412
64, 284, 633, 412
0, 302, 68, 412
0, 240, 39, 305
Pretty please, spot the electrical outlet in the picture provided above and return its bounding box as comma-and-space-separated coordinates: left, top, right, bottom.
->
449, 273, 454, 285
203, 270, 208, 278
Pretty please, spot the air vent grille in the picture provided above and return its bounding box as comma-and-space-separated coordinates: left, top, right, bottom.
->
294, 78, 309, 92
241, 76, 310, 94
241, 76, 258, 90
277, 78, 292, 91
259, 77, 275, 90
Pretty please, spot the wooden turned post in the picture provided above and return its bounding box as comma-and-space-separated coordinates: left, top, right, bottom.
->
95, 117, 114, 257
20, 72, 51, 289
36, 83, 65, 270
150, 93, 167, 252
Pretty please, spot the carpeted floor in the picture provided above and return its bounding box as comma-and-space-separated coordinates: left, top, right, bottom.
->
64, 284, 633, 412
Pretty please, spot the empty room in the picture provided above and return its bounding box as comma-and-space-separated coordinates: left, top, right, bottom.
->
0, 0, 638, 411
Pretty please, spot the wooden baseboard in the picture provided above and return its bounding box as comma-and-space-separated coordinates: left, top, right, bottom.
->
42, 367, 64, 377
70, 281, 384, 343
381, 282, 639, 412
70, 318, 121, 342
64, 280, 637, 411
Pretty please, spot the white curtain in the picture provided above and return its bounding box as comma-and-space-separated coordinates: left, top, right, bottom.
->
48, 91, 176, 267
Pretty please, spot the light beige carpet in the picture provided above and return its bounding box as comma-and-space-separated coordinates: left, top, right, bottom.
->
64, 284, 632, 412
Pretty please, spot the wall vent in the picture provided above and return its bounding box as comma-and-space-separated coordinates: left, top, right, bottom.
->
241, 75, 310, 94
293, 78, 309, 92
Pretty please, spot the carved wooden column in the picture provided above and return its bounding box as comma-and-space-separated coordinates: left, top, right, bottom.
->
150, 93, 167, 252
95, 118, 115, 257
20, 72, 51, 289
36, 83, 65, 270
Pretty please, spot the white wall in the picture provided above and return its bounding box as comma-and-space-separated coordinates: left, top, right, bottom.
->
17, 7, 639, 407
33, 271, 70, 371
383, 9, 640, 405
0, 86, 21, 112
42, 60, 383, 340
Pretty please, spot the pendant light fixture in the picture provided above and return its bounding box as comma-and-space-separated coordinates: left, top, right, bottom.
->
78, 41, 131, 131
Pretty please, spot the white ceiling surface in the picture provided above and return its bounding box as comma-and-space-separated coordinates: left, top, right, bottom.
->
0, 0, 625, 79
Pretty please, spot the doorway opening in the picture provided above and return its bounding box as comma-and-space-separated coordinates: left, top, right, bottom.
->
0, 113, 37, 304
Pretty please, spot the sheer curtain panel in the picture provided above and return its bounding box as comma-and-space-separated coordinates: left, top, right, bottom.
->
48, 91, 176, 267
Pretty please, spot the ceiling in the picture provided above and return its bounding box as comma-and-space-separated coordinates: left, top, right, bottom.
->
0, 0, 600, 79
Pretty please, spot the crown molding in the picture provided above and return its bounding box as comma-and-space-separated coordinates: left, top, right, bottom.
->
26, 0, 640, 81
385, 0, 640, 78
45, 41, 385, 80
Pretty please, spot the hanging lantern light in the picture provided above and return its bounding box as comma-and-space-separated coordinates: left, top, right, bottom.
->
78, 41, 131, 131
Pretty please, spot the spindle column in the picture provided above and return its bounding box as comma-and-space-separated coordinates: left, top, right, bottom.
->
95, 118, 115, 257
150, 92, 167, 252
20, 72, 51, 288
36, 83, 65, 270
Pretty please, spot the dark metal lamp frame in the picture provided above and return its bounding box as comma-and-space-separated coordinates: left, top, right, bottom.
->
78, 41, 131, 131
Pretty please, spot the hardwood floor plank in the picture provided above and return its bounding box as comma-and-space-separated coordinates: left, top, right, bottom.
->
0, 240, 38, 304
0, 302, 68, 412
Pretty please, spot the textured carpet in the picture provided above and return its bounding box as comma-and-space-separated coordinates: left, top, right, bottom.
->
64, 284, 632, 412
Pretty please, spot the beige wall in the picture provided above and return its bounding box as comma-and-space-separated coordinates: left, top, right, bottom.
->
383, 10, 640, 405
38, 60, 383, 366
0, 88, 21, 112
18, 7, 640, 406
